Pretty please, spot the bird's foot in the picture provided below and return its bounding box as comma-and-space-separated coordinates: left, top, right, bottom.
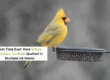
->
52, 47, 56, 52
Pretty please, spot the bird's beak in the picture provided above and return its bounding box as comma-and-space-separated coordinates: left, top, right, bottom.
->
65, 17, 70, 22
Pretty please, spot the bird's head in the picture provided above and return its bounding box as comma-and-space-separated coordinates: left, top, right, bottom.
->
54, 8, 70, 25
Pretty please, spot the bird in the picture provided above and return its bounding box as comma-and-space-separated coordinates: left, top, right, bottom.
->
24, 8, 70, 69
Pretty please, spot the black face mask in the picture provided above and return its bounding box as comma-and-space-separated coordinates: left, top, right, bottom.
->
62, 17, 67, 25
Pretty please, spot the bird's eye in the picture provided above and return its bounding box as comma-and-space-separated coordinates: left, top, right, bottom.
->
62, 17, 67, 21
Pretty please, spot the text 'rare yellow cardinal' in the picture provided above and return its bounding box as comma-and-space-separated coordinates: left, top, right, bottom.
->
24, 8, 70, 69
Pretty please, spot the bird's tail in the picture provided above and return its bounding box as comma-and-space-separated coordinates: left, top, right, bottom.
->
35, 43, 41, 46
24, 42, 41, 69
24, 61, 32, 69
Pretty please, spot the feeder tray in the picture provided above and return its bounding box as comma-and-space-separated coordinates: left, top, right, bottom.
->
53, 47, 110, 62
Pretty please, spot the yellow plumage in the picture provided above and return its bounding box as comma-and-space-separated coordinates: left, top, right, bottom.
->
24, 8, 70, 69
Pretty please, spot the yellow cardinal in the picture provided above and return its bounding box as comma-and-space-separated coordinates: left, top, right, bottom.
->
24, 8, 70, 69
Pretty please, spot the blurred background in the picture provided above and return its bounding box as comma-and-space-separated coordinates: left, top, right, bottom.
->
0, 0, 110, 80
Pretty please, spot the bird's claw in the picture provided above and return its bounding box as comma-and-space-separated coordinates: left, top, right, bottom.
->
52, 47, 56, 52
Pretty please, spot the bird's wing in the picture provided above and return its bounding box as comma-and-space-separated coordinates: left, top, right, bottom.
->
36, 24, 60, 45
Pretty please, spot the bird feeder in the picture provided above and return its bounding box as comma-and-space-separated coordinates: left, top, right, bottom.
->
52, 47, 110, 62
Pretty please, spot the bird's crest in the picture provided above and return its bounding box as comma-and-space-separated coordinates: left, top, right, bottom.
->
55, 8, 66, 18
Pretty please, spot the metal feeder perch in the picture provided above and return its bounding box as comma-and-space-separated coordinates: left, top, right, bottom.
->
52, 47, 110, 62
